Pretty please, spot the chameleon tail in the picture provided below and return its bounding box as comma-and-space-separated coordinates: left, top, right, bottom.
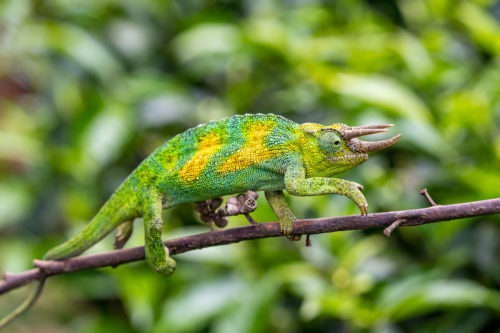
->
0, 181, 138, 328
43, 209, 121, 260
44, 183, 138, 260
0, 280, 45, 329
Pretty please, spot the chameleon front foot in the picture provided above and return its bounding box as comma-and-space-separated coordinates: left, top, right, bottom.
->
346, 181, 368, 216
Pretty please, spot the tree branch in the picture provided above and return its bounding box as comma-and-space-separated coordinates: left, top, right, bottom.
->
1, 197, 499, 295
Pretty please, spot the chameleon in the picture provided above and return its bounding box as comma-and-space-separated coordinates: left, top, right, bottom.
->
0, 113, 400, 327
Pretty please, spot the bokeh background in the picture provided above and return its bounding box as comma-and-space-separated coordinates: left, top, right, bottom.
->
1, 0, 500, 332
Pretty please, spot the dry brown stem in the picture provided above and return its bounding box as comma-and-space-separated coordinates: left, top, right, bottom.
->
1, 197, 499, 295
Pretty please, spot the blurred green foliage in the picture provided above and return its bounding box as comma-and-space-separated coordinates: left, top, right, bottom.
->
1, 0, 500, 332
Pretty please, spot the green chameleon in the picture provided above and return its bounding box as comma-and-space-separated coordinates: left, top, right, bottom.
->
0, 113, 400, 327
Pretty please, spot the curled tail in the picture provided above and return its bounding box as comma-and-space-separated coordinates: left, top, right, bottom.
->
0, 181, 139, 329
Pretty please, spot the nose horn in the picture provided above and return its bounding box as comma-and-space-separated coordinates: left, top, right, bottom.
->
357, 134, 402, 152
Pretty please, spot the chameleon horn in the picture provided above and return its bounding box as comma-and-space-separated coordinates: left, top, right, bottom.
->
356, 134, 402, 152
341, 127, 390, 140
354, 124, 394, 130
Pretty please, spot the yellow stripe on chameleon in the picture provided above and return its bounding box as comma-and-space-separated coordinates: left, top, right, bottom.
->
179, 132, 223, 183
218, 122, 276, 174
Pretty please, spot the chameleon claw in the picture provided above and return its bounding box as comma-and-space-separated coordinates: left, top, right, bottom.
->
359, 204, 369, 216
280, 226, 292, 236
279, 214, 295, 236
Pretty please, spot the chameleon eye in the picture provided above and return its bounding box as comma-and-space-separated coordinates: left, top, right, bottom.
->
318, 131, 343, 154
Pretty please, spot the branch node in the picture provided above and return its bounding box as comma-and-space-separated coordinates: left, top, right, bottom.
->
33, 259, 66, 274
33, 259, 52, 274
420, 188, 439, 206
384, 219, 404, 238
33, 259, 47, 269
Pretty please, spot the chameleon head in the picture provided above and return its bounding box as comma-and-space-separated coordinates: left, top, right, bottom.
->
299, 122, 401, 177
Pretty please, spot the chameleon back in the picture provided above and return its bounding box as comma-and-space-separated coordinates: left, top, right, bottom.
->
139, 114, 301, 205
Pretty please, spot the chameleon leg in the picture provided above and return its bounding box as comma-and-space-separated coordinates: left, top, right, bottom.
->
265, 190, 297, 236
285, 165, 368, 215
114, 220, 133, 249
141, 188, 176, 276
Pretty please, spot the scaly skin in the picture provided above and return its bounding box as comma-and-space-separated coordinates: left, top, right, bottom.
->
0, 113, 401, 328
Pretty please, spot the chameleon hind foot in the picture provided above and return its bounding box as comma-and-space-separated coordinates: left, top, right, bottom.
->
146, 245, 176, 276
142, 188, 176, 276
144, 218, 177, 276
281, 212, 301, 241
278, 211, 296, 236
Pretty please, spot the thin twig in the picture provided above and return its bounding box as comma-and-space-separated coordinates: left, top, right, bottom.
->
383, 219, 403, 237
1, 197, 499, 295
244, 213, 259, 226
305, 234, 312, 247
420, 188, 438, 206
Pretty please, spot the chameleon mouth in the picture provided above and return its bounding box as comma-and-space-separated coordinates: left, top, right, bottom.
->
337, 124, 402, 153
326, 153, 368, 162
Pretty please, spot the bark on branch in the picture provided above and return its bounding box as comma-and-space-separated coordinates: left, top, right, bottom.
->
1, 197, 499, 295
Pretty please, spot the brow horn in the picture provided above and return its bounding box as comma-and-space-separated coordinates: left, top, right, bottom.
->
340, 124, 393, 140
